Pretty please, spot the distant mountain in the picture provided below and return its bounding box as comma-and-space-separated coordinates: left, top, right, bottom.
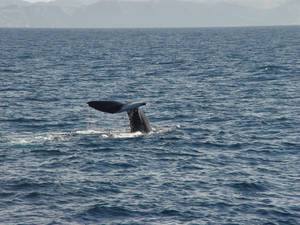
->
0, 0, 27, 7
0, 0, 299, 28
0, 0, 69, 27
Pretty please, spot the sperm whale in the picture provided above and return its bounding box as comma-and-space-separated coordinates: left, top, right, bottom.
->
87, 101, 151, 133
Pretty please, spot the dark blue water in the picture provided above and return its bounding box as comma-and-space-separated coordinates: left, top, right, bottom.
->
0, 26, 300, 225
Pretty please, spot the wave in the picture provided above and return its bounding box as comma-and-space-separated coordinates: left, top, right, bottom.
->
82, 204, 133, 218
1, 125, 180, 147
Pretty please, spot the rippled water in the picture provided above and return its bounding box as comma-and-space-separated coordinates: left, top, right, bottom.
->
0, 26, 300, 224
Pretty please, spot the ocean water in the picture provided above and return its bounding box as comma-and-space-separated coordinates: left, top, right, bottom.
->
0, 26, 300, 225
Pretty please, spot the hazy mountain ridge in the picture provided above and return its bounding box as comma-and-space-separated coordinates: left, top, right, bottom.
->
0, 0, 299, 28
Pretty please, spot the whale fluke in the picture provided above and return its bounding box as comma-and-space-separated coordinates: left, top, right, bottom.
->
87, 101, 151, 133
87, 101, 124, 114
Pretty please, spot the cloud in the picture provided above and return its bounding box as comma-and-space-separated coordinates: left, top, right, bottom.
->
23, 0, 288, 6
19, 0, 295, 10
182, 0, 289, 9
24, 0, 53, 2
20, 0, 295, 9
225, 0, 289, 9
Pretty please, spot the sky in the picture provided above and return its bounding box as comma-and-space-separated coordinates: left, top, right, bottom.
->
23, 0, 289, 9
5, 0, 298, 28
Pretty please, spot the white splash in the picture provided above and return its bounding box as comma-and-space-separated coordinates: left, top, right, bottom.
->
75, 130, 105, 135
1, 125, 180, 146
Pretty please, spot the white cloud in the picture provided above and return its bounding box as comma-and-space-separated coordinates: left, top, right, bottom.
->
225, 0, 288, 9
24, 0, 53, 2
183, 0, 289, 8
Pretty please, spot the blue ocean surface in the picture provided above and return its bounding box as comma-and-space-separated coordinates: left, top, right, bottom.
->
0, 26, 300, 225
